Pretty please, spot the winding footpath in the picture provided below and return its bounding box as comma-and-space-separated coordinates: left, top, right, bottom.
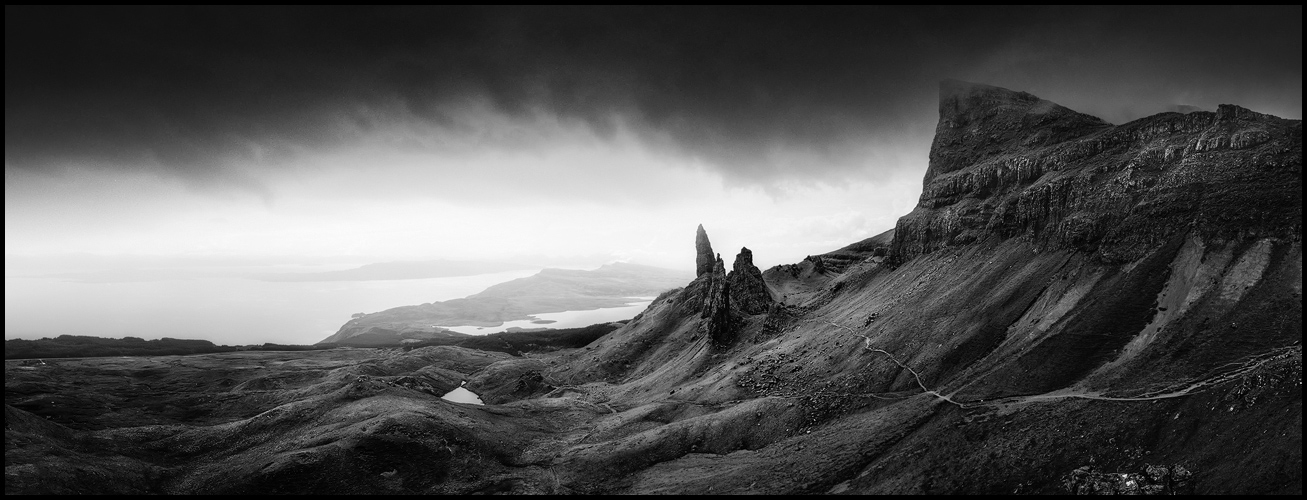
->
814, 319, 966, 407
812, 317, 1299, 412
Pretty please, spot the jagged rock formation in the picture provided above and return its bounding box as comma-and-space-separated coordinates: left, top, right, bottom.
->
727, 247, 773, 315
893, 79, 1302, 264
804, 254, 826, 273
695, 224, 715, 277
700, 255, 733, 345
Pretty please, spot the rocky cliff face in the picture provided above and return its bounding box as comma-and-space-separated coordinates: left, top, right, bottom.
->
893, 80, 1302, 264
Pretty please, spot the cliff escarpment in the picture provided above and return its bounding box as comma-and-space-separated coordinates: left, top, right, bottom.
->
893, 80, 1302, 264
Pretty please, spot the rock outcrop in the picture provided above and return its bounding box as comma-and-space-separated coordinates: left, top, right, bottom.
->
1062, 464, 1194, 495
727, 247, 773, 315
892, 79, 1302, 264
700, 254, 733, 345
695, 224, 715, 277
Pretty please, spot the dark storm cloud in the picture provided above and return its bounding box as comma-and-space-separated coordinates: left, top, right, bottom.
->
5, 6, 1301, 188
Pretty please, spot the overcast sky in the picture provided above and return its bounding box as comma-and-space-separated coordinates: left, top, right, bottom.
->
6, 6, 1302, 273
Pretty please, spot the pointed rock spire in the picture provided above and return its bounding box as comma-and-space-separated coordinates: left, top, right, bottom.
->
695, 224, 715, 277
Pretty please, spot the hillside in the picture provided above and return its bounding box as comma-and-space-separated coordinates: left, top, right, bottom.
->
523, 81, 1300, 494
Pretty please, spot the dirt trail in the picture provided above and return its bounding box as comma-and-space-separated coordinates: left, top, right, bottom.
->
812, 319, 966, 407
975, 344, 1299, 415
812, 318, 1299, 413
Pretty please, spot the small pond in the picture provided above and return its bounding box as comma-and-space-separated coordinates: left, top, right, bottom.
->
440, 381, 484, 405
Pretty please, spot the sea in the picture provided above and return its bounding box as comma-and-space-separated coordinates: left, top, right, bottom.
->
436, 298, 655, 334
3, 268, 582, 346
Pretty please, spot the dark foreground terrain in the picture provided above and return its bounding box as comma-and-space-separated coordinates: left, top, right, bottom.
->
6, 81, 1300, 494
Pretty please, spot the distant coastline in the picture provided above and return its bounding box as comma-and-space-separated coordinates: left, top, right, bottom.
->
321, 263, 691, 345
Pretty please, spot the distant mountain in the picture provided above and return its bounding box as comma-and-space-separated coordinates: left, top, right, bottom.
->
250, 259, 532, 282
318, 262, 692, 345
4, 335, 235, 359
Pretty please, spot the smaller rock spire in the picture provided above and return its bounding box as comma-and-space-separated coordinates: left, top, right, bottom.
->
728, 247, 774, 315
